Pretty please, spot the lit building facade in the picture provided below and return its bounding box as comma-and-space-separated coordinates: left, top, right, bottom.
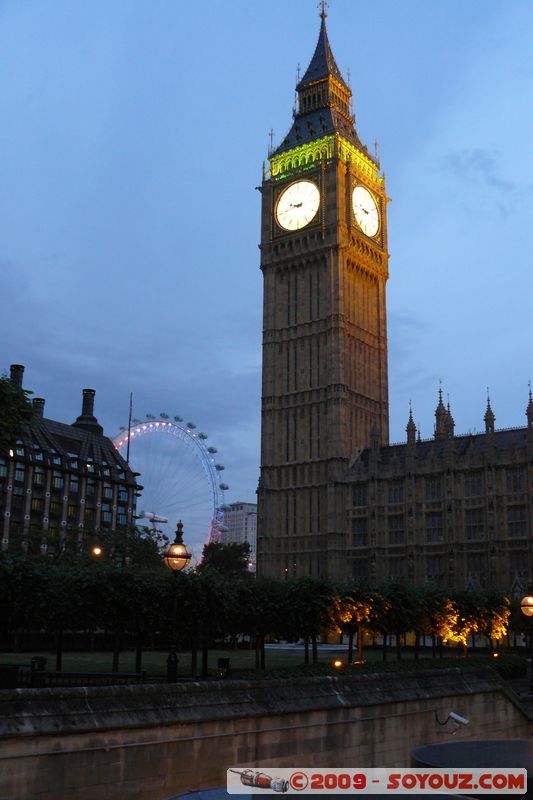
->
256, 11, 533, 594
0, 364, 138, 556
220, 501, 257, 566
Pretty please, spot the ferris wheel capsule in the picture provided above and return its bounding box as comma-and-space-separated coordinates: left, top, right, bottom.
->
219, 483, 229, 491
198, 433, 208, 439
160, 413, 169, 419
207, 447, 217, 454
215, 464, 225, 471
187, 422, 196, 429
174, 416, 183, 422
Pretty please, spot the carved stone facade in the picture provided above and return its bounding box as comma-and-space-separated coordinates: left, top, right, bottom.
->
257, 12, 533, 594
345, 399, 533, 594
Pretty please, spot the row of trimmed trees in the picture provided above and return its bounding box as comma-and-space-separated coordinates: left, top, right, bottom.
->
0, 548, 522, 675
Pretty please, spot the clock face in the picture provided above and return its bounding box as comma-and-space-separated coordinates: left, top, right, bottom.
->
352, 185, 380, 237
275, 180, 320, 231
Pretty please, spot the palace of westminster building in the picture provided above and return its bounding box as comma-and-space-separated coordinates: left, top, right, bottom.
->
256, 9, 533, 594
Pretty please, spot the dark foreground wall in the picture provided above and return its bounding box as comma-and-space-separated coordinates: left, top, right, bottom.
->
0, 668, 528, 800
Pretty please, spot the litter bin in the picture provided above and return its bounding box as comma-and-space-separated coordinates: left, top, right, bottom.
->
217, 658, 230, 678
30, 656, 47, 687
31, 656, 47, 671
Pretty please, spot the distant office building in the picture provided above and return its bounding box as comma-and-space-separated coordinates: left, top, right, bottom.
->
221, 502, 257, 567
0, 364, 138, 556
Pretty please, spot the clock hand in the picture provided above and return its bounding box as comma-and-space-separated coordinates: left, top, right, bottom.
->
290, 202, 303, 208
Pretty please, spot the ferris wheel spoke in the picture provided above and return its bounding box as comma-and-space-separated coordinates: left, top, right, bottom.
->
112, 419, 225, 554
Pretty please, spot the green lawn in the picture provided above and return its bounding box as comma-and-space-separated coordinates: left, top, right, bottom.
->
0, 644, 459, 677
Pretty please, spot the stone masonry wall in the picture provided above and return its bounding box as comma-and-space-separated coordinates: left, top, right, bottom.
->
0, 668, 529, 800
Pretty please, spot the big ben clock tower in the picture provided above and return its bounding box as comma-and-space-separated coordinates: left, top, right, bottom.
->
257, 7, 389, 579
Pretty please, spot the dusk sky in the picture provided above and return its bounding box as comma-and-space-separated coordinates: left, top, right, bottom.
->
1, 1, 532, 552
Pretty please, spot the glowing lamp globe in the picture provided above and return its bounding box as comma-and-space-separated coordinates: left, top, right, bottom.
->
520, 594, 533, 618
164, 520, 191, 573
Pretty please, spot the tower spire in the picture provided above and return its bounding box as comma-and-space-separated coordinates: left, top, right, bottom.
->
272, 6, 373, 160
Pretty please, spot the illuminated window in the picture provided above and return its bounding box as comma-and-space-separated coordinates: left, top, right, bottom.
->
103, 484, 113, 499
31, 497, 44, 513
14, 465, 25, 482
33, 468, 44, 486
52, 471, 63, 489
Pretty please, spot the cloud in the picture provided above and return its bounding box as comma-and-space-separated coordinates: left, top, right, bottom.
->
441, 148, 515, 193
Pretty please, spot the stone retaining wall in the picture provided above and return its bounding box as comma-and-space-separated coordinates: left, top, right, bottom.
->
0, 668, 528, 800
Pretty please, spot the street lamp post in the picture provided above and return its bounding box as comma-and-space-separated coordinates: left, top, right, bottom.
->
163, 520, 191, 682
520, 581, 533, 695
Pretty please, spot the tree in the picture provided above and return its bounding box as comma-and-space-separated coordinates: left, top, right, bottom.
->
197, 541, 252, 577
375, 582, 419, 661
0, 375, 33, 451
418, 587, 459, 658
448, 591, 481, 656
339, 583, 377, 662
476, 592, 511, 651
280, 578, 338, 664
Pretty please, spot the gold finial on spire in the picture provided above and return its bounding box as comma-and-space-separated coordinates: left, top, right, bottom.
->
319, 0, 328, 21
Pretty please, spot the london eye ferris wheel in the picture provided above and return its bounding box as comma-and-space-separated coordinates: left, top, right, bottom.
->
112, 413, 230, 561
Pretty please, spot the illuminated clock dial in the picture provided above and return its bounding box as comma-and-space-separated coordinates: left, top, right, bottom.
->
275, 180, 320, 231
352, 185, 380, 237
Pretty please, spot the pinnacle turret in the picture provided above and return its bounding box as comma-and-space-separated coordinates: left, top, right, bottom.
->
484, 389, 495, 434
434, 387, 448, 440
527, 383, 533, 429
406, 402, 416, 445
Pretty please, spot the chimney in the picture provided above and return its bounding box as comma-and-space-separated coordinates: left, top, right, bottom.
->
81, 389, 96, 417
72, 388, 103, 435
10, 364, 24, 388
32, 398, 45, 418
